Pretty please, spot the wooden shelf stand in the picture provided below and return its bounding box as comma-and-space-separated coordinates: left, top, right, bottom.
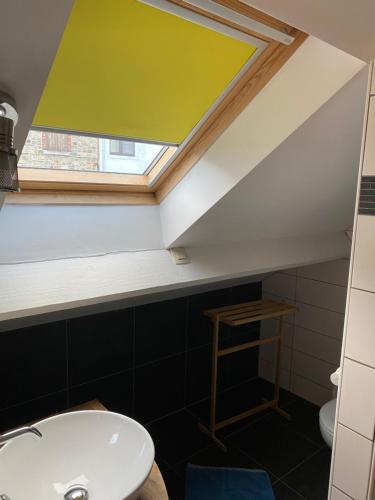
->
199, 299, 296, 450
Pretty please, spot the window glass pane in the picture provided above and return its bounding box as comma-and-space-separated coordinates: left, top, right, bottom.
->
110, 140, 136, 157
19, 130, 166, 175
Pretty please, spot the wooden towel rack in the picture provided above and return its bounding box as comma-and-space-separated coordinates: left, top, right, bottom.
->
199, 299, 297, 450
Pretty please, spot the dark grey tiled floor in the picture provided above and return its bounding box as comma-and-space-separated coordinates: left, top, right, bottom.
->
148, 379, 331, 500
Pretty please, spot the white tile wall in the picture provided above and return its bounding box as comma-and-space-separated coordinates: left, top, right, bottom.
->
261, 273, 296, 300
297, 259, 349, 287
330, 72, 375, 500
260, 259, 348, 406
257, 342, 292, 371
295, 302, 345, 340
362, 97, 375, 175
294, 327, 342, 365
258, 358, 291, 390
338, 358, 375, 440
332, 424, 373, 500
260, 318, 294, 347
352, 215, 375, 292
292, 350, 336, 389
290, 373, 332, 406
346, 288, 375, 368
296, 278, 347, 313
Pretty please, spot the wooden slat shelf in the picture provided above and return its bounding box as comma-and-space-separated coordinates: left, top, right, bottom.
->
199, 299, 296, 450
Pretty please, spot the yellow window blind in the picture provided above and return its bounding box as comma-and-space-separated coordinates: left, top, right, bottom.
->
33, 0, 257, 144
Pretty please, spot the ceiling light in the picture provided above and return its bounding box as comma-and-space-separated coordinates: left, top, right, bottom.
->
0, 92, 19, 192
139, 0, 295, 45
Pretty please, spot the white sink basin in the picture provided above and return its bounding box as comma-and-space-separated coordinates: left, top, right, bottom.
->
0, 410, 155, 500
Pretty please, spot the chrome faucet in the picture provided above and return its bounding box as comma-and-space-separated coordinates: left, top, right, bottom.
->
0, 426, 42, 445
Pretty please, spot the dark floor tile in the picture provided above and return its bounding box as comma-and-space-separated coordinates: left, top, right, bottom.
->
285, 399, 325, 446
135, 297, 187, 366
0, 391, 68, 432
69, 369, 133, 416
273, 481, 306, 499
228, 413, 319, 477
162, 469, 186, 500
186, 345, 211, 405
68, 308, 133, 386
282, 447, 331, 500
174, 443, 276, 484
147, 410, 211, 466
0, 321, 67, 409
156, 456, 171, 475
135, 354, 185, 423
188, 378, 272, 437
187, 288, 232, 349
257, 377, 302, 408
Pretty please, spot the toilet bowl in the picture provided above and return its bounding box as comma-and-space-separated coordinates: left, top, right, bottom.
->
319, 398, 336, 448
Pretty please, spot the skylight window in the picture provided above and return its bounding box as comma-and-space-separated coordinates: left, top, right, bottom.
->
10, 0, 303, 204
19, 130, 166, 175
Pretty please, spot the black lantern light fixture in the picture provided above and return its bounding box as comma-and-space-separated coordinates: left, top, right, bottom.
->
0, 92, 19, 192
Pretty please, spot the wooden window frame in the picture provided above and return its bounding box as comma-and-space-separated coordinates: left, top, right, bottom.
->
8, 0, 307, 206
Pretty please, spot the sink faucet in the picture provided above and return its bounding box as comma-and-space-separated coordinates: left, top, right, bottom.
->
0, 426, 42, 445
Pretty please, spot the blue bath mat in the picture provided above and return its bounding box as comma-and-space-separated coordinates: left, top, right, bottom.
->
185, 464, 275, 500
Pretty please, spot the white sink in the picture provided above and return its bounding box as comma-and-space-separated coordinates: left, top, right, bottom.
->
0, 410, 155, 500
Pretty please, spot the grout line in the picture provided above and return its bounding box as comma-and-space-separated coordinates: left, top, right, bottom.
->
166, 443, 214, 471
333, 485, 355, 499
294, 276, 348, 289
69, 367, 133, 391
135, 349, 186, 370
183, 298, 190, 409
278, 445, 326, 482
291, 371, 336, 392
132, 307, 136, 416
0, 388, 68, 414
337, 421, 373, 442
65, 319, 70, 408
288, 272, 298, 391
264, 290, 346, 315
294, 323, 344, 343
145, 405, 198, 428
344, 355, 375, 371
272, 479, 308, 499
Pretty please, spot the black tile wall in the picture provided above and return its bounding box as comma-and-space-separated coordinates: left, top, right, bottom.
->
0, 391, 68, 432
186, 345, 212, 405
0, 281, 261, 429
135, 354, 186, 423
135, 297, 187, 366
0, 321, 67, 410
68, 308, 134, 386
187, 288, 232, 349
69, 370, 134, 416
359, 176, 375, 215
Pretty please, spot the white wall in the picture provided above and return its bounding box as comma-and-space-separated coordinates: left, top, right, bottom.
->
0, 204, 163, 262
160, 37, 366, 247
0, 0, 73, 152
175, 69, 368, 247
242, 0, 375, 62
0, 231, 349, 322
260, 259, 349, 406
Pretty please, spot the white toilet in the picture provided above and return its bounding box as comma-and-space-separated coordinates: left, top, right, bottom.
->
319, 367, 340, 448
319, 398, 336, 448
